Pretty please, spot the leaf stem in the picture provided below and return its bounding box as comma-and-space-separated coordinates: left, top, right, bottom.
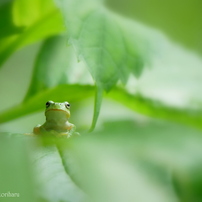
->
89, 85, 103, 132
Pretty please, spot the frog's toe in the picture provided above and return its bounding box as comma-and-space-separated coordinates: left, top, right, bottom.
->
73, 132, 80, 136
24, 132, 35, 136
33, 127, 41, 134
59, 132, 70, 138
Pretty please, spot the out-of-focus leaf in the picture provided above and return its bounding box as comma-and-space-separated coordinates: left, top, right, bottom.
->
13, 0, 57, 27
0, 133, 36, 202
63, 142, 177, 202
108, 88, 202, 129
107, 0, 202, 56
0, 85, 202, 130
57, 0, 152, 91
33, 145, 87, 202
24, 35, 72, 101
0, 2, 22, 38
59, 120, 202, 202
0, 0, 64, 67
0, 84, 95, 124
102, 120, 202, 202
2, 121, 202, 202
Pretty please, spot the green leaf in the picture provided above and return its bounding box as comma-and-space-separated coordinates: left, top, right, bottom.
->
13, 0, 58, 27
0, 84, 95, 124
89, 86, 103, 131
2, 121, 202, 202
57, 0, 155, 130
33, 145, 86, 202
108, 0, 202, 56
58, 0, 152, 91
61, 120, 202, 202
107, 88, 202, 129
0, 85, 202, 130
0, 0, 64, 68
0, 2, 23, 38
24, 35, 73, 101
0, 133, 36, 202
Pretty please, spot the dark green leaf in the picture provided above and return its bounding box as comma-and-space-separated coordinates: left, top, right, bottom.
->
0, 2, 23, 38
0, 0, 64, 68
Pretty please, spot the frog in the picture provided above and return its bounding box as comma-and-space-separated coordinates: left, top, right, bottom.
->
33, 100, 78, 137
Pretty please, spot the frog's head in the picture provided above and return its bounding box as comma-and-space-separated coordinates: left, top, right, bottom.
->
45, 100, 71, 118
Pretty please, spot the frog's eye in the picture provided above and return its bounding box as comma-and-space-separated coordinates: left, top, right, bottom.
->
65, 102, 70, 109
46, 100, 54, 108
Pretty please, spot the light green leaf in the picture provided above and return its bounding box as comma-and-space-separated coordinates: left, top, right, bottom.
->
62, 142, 176, 202
105, 120, 202, 201
107, 88, 202, 130
57, 0, 154, 130
24, 35, 72, 101
58, 0, 151, 91
13, 0, 58, 27
0, 133, 36, 202
2, 121, 202, 202
33, 145, 87, 202
60, 120, 202, 202
0, 0, 64, 67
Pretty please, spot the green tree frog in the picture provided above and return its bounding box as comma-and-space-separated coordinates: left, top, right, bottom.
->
33, 101, 78, 137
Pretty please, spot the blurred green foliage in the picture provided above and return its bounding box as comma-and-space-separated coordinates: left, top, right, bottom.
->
107, 0, 202, 55
0, 0, 202, 202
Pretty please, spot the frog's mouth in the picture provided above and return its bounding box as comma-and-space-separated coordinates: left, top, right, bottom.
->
46, 109, 66, 113
45, 109, 70, 117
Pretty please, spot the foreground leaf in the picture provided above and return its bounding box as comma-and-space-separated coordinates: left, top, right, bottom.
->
0, 133, 36, 202
59, 120, 202, 202
33, 145, 87, 202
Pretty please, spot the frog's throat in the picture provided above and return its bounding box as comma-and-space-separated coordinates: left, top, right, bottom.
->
45, 109, 70, 117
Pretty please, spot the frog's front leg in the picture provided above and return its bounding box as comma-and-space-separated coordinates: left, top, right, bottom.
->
68, 123, 80, 137
60, 122, 79, 137
59, 123, 74, 137
33, 124, 41, 134
33, 125, 58, 136
68, 124, 76, 136
33, 124, 43, 135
